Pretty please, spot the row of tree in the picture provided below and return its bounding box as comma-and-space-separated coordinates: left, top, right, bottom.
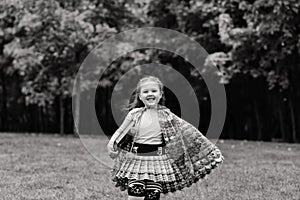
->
0, 0, 299, 142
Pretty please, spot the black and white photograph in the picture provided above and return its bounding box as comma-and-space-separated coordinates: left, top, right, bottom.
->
0, 0, 299, 199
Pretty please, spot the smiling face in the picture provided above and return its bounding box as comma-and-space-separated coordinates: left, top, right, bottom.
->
138, 81, 162, 109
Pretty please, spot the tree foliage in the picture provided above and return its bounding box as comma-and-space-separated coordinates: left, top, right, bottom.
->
0, 0, 299, 141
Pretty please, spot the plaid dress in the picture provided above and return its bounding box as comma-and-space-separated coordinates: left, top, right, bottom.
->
111, 105, 224, 194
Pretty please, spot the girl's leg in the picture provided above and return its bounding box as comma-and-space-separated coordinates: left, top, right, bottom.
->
144, 180, 162, 200
127, 179, 146, 200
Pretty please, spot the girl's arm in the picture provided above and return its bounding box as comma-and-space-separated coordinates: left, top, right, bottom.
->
110, 112, 132, 143
108, 111, 134, 144
107, 108, 140, 156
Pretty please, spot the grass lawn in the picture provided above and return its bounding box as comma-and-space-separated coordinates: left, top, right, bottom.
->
0, 133, 299, 200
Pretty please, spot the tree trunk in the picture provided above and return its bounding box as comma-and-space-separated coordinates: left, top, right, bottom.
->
288, 93, 297, 143
73, 77, 81, 136
43, 105, 48, 133
253, 98, 262, 141
278, 97, 286, 141
287, 69, 298, 142
33, 106, 38, 132
0, 78, 8, 131
59, 95, 65, 135
38, 106, 43, 132
22, 112, 28, 132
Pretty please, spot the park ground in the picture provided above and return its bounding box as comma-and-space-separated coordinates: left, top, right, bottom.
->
0, 133, 299, 200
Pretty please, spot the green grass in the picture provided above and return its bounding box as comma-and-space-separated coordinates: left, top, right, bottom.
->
0, 133, 299, 200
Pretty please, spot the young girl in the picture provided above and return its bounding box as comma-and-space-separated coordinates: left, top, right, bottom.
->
107, 76, 224, 200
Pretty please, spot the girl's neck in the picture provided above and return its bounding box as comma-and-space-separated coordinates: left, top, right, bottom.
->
145, 105, 158, 110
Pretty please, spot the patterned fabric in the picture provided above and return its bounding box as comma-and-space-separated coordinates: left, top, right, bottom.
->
127, 179, 162, 199
145, 190, 161, 200
128, 180, 146, 197
114, 151, 176, 182
111, 105, 224, 194
145, 180, 162, 193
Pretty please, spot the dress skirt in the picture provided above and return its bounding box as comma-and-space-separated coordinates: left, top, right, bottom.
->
112, 150, 176, 191
111, 145, 223, 194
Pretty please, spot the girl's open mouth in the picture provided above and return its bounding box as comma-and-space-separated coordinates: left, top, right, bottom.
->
146, 96, 156, 102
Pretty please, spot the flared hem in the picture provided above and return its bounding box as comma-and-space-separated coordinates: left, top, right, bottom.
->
111, 148, 224, 194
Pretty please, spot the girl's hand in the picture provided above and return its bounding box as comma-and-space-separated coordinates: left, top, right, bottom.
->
107, 140, 118, 159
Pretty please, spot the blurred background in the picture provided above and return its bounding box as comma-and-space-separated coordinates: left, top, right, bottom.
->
1, 0, 300, 143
